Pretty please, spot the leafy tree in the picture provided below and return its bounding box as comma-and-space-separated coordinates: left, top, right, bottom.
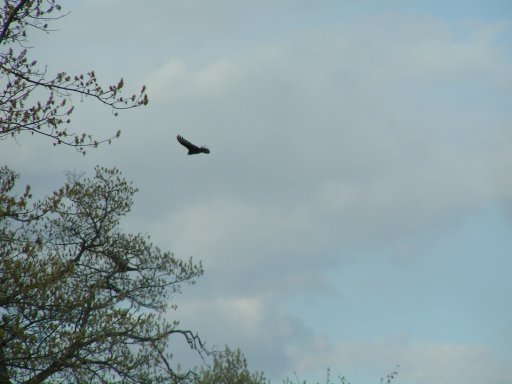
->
0, 166, 205, 383
0, 0, 148, 154
0, 1, 208, 383
193, 347, 269, 384
282, 366, 399, 384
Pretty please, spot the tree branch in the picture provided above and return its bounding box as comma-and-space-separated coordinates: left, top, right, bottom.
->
0, 340, 13, 384
0, 0, 29, 44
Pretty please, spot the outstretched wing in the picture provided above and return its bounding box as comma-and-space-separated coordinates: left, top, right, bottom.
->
177, 135, 201, 152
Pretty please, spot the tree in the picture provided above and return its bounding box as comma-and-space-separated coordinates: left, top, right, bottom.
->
0, 0, 148, 154
0, 2, 208, 382
0, 166, 205, 383
282, 366, 400, 384
193, 347, 269, 384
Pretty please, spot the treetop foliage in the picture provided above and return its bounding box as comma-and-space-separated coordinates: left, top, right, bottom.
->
0, 0, 148, 154
0, 166, 205, 383
194, 347, 269, 384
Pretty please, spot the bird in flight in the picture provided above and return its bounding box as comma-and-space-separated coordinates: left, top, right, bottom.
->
177, 135, 210, 155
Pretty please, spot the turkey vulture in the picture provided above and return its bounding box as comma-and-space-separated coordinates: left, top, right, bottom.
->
177, 135, 210, 155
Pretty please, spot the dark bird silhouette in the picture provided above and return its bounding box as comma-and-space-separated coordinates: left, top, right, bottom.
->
177, 135, 210, 155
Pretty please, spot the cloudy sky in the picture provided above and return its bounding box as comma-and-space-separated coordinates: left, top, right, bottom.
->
2, 1, 512, 383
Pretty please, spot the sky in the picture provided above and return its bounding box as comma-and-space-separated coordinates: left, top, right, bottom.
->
2, 1, 512, 383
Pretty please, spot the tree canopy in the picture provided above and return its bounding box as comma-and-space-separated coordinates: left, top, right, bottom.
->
193, 347, 268, 384
0, 166, 205, 383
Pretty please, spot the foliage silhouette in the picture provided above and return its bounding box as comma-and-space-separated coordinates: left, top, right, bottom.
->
0, 167, 205, 383
0, 0, 148, 154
